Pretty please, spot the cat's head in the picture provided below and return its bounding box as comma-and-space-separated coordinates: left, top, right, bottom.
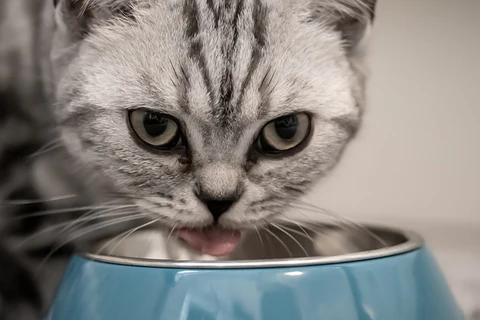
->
50, 0, 376, 255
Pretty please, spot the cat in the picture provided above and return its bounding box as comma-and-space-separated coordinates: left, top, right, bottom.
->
0, 0, 376, 318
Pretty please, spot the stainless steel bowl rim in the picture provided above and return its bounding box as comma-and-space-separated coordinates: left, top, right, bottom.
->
81, 224, 424, 269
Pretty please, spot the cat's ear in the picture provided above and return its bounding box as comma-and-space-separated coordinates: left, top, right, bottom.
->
53, 0, 133, 40
310, 0, 377, 54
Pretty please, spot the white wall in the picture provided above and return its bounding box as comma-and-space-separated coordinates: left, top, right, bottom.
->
306, 0, 480, 225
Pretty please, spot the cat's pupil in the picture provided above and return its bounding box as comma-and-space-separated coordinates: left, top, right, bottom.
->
143, 112, 168, 137
274, 115, 298, 140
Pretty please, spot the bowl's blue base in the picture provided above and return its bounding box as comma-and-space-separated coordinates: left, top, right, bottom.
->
46, 248, 464, 320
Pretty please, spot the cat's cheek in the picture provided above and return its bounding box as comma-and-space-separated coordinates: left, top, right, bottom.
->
218, 187, 273, 228
241, 182, 269, 205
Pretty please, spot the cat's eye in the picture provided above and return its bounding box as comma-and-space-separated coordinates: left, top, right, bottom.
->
128, 110, 183, 150
257, 113, 311, 154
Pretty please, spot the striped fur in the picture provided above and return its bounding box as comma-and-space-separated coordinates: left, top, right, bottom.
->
0, 0, 376, 318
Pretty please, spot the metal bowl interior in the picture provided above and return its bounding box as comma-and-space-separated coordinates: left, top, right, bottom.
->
82, 223, 424, 269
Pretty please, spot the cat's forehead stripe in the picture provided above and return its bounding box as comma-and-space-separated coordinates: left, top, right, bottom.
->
180, 0, 270, 127
234, 0, 268, 119
217, 0, 246, 126
182, 0, 214, 112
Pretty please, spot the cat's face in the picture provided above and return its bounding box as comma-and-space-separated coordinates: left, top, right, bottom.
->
51, 0, 374, 254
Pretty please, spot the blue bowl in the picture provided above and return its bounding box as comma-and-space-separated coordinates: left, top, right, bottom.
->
46, 224, 464, 320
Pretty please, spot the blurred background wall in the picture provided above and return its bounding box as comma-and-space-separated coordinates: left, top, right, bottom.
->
307, 0, 480, 226
305, 0, 480, 316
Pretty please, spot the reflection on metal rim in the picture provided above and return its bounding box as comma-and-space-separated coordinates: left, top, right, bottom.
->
80, 224, 424, 269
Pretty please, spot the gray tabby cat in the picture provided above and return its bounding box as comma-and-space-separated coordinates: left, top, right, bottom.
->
0, 0, 376, 318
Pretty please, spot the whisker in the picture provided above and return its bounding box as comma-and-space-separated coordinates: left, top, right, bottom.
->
35, 214, 147, 273
253, 225, 264, 250
29, 144, 62, 159
104, 192, 174, 204
287, 201, 347, 221
276, 199, 388, 247
261, 225, 275, 257
253, 199, 343, 222
106, 218, 161, 256
28, 138, 62, 159
0, 194, 78, 206
274, 216, 349, 253
104, 192, 144, 200
14, 221, 81, 250
166, 223, 178, 245
15, 210, 142, 249
271, 222, 315, 243
57, 204, 138, 235
8, 204, 137, 220
292, 205, 387, 247
262, 225, 293, 258
270, 223, 309, 257
94, 227, 134, 256
275, 216, 338, 238
69, 214, 147, 241
292, 222, 313, 242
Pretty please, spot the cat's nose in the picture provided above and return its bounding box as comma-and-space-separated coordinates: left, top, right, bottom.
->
194, 163, 243, 220
202, 199, 235, 220
196, 190, 239, 220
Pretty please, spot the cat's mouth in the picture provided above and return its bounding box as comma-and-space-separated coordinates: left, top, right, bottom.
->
175, 227, 241, 256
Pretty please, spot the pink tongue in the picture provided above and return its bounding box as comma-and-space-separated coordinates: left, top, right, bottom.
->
175, 228, 241, 256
